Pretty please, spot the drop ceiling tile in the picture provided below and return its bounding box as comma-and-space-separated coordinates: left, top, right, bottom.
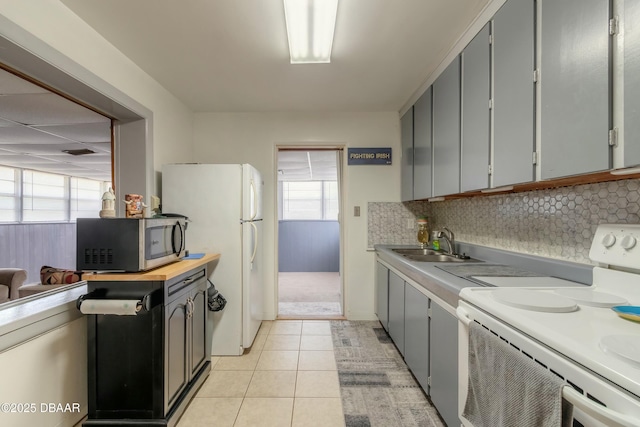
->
77, 169, 112, 177
0, 142, 93, 155
38, 152, 111, 164
32, 121, 111, 143
277, 150, 339, 181
0, 126, 76, 144
0, 68, 111, 181
30, 163, 93, 173
82, 142, 111, 153
0, 117, 19, 127
0, 93, 108, 125
0, 155, 57, 166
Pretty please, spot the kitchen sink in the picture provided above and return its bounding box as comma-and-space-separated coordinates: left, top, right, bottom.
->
391, 248, 481, 263
392, 248, 441, 256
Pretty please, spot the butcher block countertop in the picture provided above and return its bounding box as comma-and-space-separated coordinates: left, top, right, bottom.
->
82, 253, 221, 282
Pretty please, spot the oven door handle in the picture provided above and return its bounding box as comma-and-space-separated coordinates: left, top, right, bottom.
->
563, 386, 640, 427
456, 306, 472, 326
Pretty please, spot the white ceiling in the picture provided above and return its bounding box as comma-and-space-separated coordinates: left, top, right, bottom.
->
0, 1, 492, 181
0, 68, 112, 181
60, 0, 491, 113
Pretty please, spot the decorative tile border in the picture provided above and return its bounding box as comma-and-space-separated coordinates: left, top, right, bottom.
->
368, 179, 640, 265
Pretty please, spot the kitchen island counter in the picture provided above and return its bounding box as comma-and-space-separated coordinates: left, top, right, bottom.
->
82, 253, 221, 281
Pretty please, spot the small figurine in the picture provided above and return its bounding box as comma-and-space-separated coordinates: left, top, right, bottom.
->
99, 187, 116, 218
124, 193, 148, 218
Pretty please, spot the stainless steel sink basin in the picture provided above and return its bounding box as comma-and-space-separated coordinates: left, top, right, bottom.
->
392, 248, 480, 263
392, 248, 441, 256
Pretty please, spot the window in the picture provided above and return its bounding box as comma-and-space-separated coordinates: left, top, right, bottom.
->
323, 181, 339, 220
0, 166, 19, 222
0, 166, 108, 223
282, 180, 338, 220
22, 170, 68, 222
70, 177, 105, 221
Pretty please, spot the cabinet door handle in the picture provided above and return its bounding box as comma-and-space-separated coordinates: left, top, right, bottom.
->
186, 297, 193, 318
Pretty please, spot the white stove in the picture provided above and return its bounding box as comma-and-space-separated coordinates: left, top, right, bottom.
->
470, 275, 584, 288
458, 224, 640, 427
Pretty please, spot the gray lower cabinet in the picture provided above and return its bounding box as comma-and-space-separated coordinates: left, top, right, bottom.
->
401, 107, 414, 201
376, 262, 389, 332
404, 284, 430, 393
625, 0, 640, 167
430, 302, 460, 427
461, 23, 491, 192
376, 260, 459, 427
433, 56, 461, 197
413, 87, 433, 200
540, 0, 611, 179
492, 0, 535, 186
388, 271, 405, 356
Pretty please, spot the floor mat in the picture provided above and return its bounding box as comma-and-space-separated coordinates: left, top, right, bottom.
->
330, 320, 445, 427
278, 302, 341, 316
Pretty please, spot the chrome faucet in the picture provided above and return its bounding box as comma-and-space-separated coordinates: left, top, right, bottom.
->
437, 228, 455, 255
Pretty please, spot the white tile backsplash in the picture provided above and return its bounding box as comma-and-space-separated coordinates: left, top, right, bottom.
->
368, 179, 640, 264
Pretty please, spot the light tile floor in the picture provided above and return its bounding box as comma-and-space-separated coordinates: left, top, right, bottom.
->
177, 320, 346, 427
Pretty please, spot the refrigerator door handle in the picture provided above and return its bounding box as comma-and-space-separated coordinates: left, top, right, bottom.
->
250, 221, 258, 264
250, 179, 257, 220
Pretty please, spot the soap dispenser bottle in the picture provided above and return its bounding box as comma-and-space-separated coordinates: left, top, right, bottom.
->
416, 217, 429, 248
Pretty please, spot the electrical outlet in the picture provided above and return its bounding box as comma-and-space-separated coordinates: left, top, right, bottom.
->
407, 219, 414, 229
354, 206, 361, 217
151, 195, 160, 210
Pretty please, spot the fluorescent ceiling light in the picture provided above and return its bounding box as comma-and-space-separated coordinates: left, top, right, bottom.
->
284, 0, 338, 64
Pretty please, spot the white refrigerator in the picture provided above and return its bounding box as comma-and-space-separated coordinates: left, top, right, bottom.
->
162, 163, 263, 356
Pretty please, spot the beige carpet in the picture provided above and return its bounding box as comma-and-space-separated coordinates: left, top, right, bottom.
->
278, 272, 342, 317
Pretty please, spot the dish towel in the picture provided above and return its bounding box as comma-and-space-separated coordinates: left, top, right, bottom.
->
463, 322, 573, 427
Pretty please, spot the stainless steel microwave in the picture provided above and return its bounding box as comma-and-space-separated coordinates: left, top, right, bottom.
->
76, 217, 187, 272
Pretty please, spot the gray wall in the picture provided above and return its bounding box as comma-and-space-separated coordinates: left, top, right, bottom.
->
278, 220, 339, 272
0, 223, 76, 284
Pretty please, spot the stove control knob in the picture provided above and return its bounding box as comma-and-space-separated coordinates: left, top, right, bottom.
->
602, 233, 616, 248
621, 235, 637, 250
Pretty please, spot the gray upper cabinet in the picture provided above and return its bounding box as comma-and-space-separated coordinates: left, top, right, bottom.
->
401, 108, 414, 201
433, 57, 461, 196
540, 0, 611, 179
413, 87, 433, 199
492, 0, 535, 186
625, 0, 640, 167
461, 24, 491, 192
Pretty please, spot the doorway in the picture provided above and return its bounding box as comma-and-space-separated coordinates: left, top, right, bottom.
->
276, 147, 344, 319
